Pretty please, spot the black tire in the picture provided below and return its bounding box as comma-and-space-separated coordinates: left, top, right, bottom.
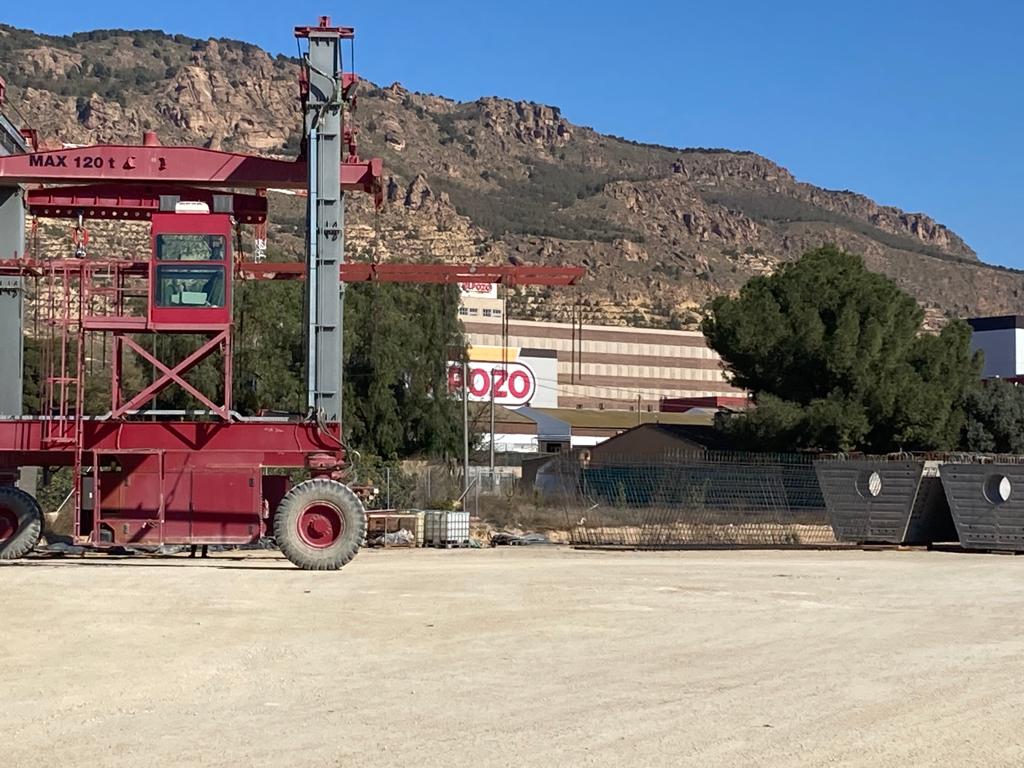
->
0, 486, 43, 561
273, 479, 365, 571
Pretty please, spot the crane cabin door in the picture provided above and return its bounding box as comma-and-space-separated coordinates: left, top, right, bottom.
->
187, 466, 262, 545
92, 451, 166, 546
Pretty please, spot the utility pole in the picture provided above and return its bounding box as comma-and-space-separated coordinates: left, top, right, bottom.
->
570, 304, 576, 385
462, 361, 470, 497
489, 375, 496, 492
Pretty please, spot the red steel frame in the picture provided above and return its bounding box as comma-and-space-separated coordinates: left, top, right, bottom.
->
0, 143, 384, 206
0, 17, 584, 552
27, 184, 268, 224
111, 331, 232, 420
242, 262, 585, 286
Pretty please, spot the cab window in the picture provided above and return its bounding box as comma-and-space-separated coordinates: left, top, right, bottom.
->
155, 265, 226, 308
156, 234, 227, 262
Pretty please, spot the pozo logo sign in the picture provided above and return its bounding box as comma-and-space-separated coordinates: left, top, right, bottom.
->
448, 362, 537, 406
458, 281, 497, 299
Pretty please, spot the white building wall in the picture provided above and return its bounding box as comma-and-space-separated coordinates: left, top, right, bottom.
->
481, 433, 540, 454
571, 435, 606, 448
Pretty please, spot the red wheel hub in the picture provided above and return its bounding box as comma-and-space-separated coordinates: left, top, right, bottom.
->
297, 502, 344, 549
0, 504, 17, 542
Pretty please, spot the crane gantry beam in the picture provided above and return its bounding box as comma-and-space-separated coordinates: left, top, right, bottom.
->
0, 143, 383, 204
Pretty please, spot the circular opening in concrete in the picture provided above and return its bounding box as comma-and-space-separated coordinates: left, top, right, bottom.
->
984, 474, 1012, 505
857, 470, 882, 498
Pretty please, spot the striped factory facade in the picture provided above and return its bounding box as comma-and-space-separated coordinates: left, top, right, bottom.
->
459, 314, 742, 411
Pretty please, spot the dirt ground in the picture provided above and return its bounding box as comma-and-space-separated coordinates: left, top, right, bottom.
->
4, 546, 1024, 767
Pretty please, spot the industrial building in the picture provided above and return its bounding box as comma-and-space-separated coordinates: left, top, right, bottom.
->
458, 286, 742, 411
968, 315, 1024, 379
455, 283, 745, 453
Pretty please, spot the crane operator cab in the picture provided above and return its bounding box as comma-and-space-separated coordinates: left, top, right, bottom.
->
149, 207, 232, 329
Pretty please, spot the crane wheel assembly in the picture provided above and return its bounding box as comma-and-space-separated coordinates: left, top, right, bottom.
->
274, 479, 367, 571
0, 486, 43, 560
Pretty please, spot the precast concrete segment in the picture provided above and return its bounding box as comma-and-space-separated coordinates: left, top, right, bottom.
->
940, 463, 1024, 551
815, 460, 956, 545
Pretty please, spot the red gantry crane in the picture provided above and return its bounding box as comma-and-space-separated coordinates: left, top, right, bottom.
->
0, 17, 583, 569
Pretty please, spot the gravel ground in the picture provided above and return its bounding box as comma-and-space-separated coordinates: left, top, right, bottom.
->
4, 546, 1024, 767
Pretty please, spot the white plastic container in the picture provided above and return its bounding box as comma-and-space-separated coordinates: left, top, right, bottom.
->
422, 510, 471, 548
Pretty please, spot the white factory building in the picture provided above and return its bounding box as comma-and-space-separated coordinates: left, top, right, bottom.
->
454, 283, 746, 453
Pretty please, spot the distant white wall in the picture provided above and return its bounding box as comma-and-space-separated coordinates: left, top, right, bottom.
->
570, 436, 606, 448
523, 354, 559, 409
971, 328, 1020, 378
482, 432, 608, 453
482, 432, 539, 454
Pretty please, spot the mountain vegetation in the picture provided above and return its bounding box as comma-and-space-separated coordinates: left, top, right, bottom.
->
3, 23, 1023, 333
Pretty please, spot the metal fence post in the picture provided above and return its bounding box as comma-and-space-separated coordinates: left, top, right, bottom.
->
462, 361, 469, 497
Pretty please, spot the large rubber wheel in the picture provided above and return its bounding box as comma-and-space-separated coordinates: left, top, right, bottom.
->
0, 486, 43, 561
273, 479, 365, 571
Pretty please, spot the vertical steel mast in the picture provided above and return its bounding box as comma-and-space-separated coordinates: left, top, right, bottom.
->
297, 18, 348, 424
0, 86, 27, 422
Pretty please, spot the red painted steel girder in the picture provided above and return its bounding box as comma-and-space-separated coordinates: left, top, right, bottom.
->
0, 145, 383, 199
113, 332, 231, 420
0, 419, 343, 468
0, 258, 585, 286
241, 262, 586, 286
294, 17, 354, 38
27, 185, 269, 223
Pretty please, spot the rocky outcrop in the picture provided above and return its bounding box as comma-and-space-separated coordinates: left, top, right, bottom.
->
20, 46, 83, 77
798, 187, 975, 259
156, 40, 292, 150
672, 154, 795, 186
380, 116, 405, 151
474, 97, 572, 148
404, 174, 433, 210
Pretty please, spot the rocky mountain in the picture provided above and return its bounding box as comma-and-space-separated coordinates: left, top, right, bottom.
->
2, 24, 1021, 328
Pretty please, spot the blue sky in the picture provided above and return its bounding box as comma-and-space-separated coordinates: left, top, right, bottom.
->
5, 1, 1023, 267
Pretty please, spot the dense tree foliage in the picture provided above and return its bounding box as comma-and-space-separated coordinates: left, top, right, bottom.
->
214, 280, 466, 459
343, 282, 466, 460
961, 379, 1024, 454
702, 246, 981, 452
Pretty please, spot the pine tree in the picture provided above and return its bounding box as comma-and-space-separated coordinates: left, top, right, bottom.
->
343, 283, 466, 459
702, 246, 981, 452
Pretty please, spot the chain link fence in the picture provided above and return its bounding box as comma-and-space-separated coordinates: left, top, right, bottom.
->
543, 450, 836, 548
362, 452, 839, 548
371, 463, 521, 517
